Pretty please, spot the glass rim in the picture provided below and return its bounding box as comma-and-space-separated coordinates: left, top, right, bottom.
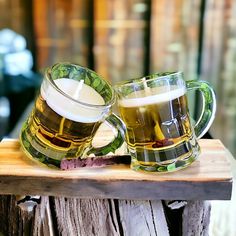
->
44, 63, 116, 109
114, 71, 183, 89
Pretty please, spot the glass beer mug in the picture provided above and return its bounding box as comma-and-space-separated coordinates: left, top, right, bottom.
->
114, 72, 216, 172
20, 63, 125, 168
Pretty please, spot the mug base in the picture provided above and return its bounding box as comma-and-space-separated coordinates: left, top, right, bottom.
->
20, 127, 63, 169
131, 154, 197, 173
130, 142, 200, 173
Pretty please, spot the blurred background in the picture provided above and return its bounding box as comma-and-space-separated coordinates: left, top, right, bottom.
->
0, 0, 235, 159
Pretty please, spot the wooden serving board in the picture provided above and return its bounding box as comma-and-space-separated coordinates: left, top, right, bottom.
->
0, 135, 233, 200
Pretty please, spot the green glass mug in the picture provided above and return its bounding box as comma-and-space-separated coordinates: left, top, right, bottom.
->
20, 63, 125, 168
114, 72, 216, 173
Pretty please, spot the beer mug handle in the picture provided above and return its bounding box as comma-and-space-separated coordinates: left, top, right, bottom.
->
186, 80, 216, 139
87, 113, 126, 156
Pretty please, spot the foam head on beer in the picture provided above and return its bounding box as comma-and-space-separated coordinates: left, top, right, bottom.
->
118, 85, 186, 107
41, 78, 106, 123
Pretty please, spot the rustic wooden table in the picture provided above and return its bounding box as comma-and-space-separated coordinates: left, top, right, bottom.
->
0, 127, 233, 236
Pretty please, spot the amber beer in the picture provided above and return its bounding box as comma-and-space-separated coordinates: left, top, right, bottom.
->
20, 78, 106, 166
118, 85, 196, 171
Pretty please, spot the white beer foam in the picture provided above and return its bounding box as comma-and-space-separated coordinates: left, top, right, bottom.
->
41, 78, 105, 123
119, 86, 186, 107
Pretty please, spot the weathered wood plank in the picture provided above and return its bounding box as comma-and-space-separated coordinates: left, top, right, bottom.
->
33, 0, 92, 69
53, 198, 120, 236
182, 201, 211, 236
118, 200, 169, 235
200, 0, 236, 159
93, 0, 148, 84
150, 0, 201, 80
0, 137, 233, 200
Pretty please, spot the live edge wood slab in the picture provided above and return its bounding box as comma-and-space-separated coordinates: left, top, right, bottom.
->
0, 137, 233, 201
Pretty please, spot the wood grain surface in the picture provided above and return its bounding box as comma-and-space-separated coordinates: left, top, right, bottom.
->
0, 134, 233, 200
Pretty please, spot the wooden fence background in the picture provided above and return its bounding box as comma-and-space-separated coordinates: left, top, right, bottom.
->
0, 0, 236, 157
